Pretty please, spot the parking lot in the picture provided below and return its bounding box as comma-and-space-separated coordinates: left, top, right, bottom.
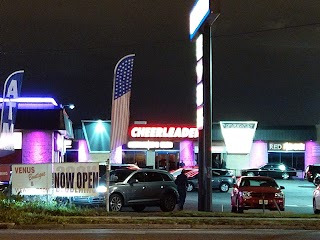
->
180, 178, 316, 214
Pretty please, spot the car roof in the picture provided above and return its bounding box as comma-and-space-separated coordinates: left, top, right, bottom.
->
114, 168, 170, 174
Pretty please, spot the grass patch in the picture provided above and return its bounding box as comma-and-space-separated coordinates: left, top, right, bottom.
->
1, 193, 320, 228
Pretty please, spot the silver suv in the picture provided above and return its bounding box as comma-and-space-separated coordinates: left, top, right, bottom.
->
72, 169, 179, 212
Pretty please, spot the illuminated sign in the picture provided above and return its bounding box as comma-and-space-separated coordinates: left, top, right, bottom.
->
269, 142, 305, 152
0, 70, 24, 153
129, 126, 199, 139
220, 121, 258, 154
195, 34, 204, 130
196, 107, 204, 130
189, 0, 210, 40
127, 141, 174, 149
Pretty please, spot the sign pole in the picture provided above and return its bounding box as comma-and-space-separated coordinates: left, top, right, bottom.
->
105, 158, 110, 212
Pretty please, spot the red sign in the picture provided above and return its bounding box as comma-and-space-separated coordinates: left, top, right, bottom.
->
0, 165, 11, 181
129, 125, 199, 139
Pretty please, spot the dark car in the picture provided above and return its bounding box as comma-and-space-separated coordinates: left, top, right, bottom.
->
305, 164, 320, 183
231, 176, 285, 213
71, 168, 178, 212
186, 168, 236, 192
241, 163, 297, 180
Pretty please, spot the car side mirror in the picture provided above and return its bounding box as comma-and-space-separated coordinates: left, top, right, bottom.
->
280, 186, 285, 190
129, 178, 139, 185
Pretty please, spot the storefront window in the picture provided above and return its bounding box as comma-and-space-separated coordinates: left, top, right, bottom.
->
268, 152, 304, 171
122, 151, 146, 167
155, 152, 179, 171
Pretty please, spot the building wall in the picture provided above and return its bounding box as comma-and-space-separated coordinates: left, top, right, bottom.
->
305, 141, 320, 166
249, 141, 268, 168
89, 152, 109, 163
226, 154, 250, 176
22, 130, 53, 164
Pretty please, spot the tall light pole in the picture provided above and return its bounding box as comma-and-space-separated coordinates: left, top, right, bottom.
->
189, 0, 220, 211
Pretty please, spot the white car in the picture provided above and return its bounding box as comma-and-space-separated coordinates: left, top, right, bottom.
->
313, 185, 320, 214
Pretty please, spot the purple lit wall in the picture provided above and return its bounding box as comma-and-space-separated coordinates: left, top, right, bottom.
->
305, 141, 320, 166
180, 140, 194, 167
78, 139, 90, 162
113, 146, 123, 164
22, 131, 52, 164
249, 141, 268, 168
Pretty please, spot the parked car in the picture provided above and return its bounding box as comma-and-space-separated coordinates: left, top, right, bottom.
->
231, 176, 285, 213
169, 168, 198, 179
71, 168, 178, 212
99, 163, 140, 177
186, 168, 236, 192
0, 181, 10, 195
313, 184, 320, 214
241, 163, 297, 180
305, 164, 320, 183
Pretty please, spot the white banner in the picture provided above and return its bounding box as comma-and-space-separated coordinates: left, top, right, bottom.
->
11, 164, 51, 195
11, 162, 100, 196
52, 162, 99, 196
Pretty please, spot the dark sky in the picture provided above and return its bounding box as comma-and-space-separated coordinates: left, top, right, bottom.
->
1, 0, 320, 127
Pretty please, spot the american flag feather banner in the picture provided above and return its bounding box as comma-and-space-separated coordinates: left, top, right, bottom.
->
110, 54, 135, 162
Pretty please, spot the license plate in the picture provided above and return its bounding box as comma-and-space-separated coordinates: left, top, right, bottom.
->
259, 199, 268, 204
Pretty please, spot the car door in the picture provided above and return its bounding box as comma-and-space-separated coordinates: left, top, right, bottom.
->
144, 171, 164, 202
125, 172, 149, 204
259, 164, 272, 177
265, 164, 282, 178
211, 170, 221, 189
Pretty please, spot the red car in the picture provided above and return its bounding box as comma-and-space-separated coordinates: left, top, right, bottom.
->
231, 176, 285, 213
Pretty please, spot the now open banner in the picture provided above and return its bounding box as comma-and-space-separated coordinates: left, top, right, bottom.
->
11, 162, 99, 196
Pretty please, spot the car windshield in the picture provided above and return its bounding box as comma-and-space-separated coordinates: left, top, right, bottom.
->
241, 179, 278, 187
100, 169, 135, 183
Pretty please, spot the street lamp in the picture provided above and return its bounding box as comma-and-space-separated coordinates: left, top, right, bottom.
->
60, 104, 75, 110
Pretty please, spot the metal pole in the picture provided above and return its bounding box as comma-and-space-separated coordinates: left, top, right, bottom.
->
198, 22, 213, 212
105, 158, 110, 212
198, 129, 204, 211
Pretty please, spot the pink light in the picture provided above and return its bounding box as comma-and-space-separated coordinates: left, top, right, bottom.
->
111, 146, 123, 164
180, 140, 194, 167
249, 141, 268, 168
22, 131, 52, 164
78, 140, 89, 162
305, 141, 319, 167
0, 97, 58, 105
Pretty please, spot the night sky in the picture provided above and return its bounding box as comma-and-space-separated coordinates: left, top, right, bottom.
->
1, 0, 320, 127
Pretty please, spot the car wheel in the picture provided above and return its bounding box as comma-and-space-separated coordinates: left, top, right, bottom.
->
219, 182, 230, 192
160, 192, 177, 212
55, 197, 70, 206
313, 198, 320, 214
187, 182, 195, 192
132, 205, 146, 212
246, 172, 255, 177
109, 193, 123, 212
236, 198, 244, 213
282, 172, 290, 180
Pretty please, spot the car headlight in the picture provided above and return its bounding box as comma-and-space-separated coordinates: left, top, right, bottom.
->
275, 192, 284, 198
242, 191, 251, 198
279, 165, 286, 171
96, 185, 107, 193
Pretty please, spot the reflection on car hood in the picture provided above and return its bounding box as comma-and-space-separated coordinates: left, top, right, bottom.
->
239, 186, 282, 193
